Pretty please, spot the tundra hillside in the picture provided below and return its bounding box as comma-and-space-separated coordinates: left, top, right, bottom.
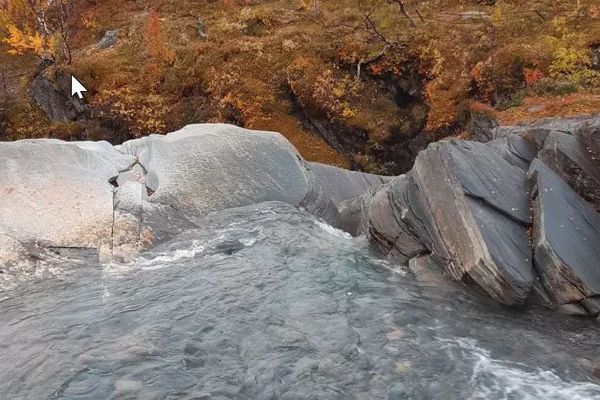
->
1, 0, 600, 173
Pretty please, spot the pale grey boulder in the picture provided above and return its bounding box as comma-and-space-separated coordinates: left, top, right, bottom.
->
0, 125, 343, 267
0, 140, 135, 251
0, 234, 30, 268
111, 181, 145, 262
529, 159, 600, 315
116, 135, 150, 158
121, 124, 340, 228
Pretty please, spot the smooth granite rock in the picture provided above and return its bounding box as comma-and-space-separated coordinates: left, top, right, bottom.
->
123, 124, 339, 227
0, 139, 135, 250
0, 125, 344, 265
529, 159, 600, 315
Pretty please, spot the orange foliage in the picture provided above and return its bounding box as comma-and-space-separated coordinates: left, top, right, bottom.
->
524, 68, 544, 87
143, 10, 175, 90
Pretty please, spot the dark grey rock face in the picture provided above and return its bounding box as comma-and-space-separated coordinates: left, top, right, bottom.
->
408, 140, 534, 304
530, 159, 600, 314
488, 134, 537, 170
364, 114, 600, 313
537, 130, 600, 211
576, 117, 600, 158
307, 162, 389, 236
30, 72, 85, 122
308, 162, 389, 205
97, 30, 119, 49
364, 139, 534, 304
364, 176, 427, 264
362, 115, 600, 313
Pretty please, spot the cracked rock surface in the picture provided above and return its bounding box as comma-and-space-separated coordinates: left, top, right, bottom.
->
0, 139, 135, 251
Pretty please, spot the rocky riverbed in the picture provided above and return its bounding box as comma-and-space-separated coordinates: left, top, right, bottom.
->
1, 118, 600, 398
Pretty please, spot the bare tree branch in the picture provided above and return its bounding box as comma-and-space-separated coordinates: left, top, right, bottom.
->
390, 0, 416, 27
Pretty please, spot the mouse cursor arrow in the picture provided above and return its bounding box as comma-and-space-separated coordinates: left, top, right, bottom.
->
71, 75, 87, 99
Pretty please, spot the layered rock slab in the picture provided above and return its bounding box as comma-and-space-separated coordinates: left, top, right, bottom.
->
537, 130, 600, 211
366, 139, 534, 304
530, 159, 600, 315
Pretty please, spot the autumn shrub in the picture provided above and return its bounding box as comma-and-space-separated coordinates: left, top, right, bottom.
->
543, 17, 600, 88
92, 88, 170, 137
531, 78, 579, 96
204, 67, 259, 126
0, 0, 74, 63
524, 68, 544, 86
471, 51, 526, 104
495, 90, 525, 111
287, 57, 360, 123
143, 11, 176, 91
239, 7, 273, 36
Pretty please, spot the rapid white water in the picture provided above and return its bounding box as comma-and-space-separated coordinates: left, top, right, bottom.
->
1, 202, 598, 399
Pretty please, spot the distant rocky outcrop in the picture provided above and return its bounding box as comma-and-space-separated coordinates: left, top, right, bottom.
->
30, 70, 85, 122
97, 30, 119, 49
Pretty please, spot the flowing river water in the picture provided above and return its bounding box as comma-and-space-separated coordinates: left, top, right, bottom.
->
1, 202, 599, 399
